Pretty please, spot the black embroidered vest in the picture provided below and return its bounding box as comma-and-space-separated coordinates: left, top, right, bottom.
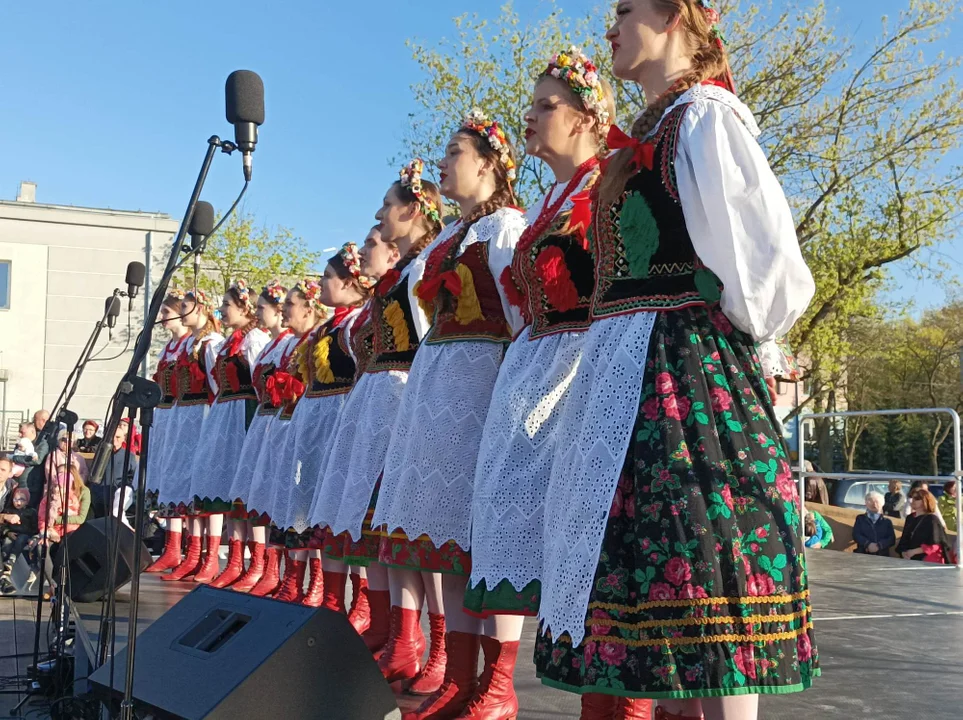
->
590, 104, 723, 320
368, 274, 421, 373
306, 323, 357, 398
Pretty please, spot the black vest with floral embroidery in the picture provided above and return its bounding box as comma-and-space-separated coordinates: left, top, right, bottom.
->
590, 104, 723, 320
368, 274, 421, 373
307, 323, 357, 397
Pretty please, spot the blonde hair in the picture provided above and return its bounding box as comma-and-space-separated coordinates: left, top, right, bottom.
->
599, 0, 732, 207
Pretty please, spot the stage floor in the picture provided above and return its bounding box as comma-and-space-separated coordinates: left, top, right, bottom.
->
71, 551, 963, 719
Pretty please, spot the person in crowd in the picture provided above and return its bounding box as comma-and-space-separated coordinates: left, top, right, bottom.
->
896, 489, 954, 563
89, 425, 139, 519
853, 492, 896, 556
12, 423, 37, 463
905, 480, 945, 527
74, 420, 102, 454
804, 510, 834, 549
883, 479, 905, 519
0, 457, 16, 513
34, 464, 90, 545
938, 481, 958, 533
49, 429, 89, 482
19, 414, 52, 510
0, 488, 38, 592
804, 460, 829, 505
33, 410, 50, 434
118, 417, 143, 455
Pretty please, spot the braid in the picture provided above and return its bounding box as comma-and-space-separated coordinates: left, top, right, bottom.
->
191, 316, 218, 360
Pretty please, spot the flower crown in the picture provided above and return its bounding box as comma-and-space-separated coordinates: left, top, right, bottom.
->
229, 279, 256, 312
185, 288, 211, 309
546, 46, 610, 125
262, 280, 286, 305
293, 277, 326, 314
697, 0, 726, 47
167, 288, 187, 302
338, 242, 376, 290
400, 159, 441, 224
461, 109, 517, 181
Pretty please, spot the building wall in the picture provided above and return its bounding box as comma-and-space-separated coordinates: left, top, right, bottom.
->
0, 194, 179, 423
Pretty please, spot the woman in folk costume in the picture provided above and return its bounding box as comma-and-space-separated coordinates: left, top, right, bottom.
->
316, 173, 443, 660
145, 290, 191, 573
211, 282, 292, 590
185, 281, 269, 585
158, 290, 224, 582
534, 2, 818, 718
254, 280, 328, 602
464, 50, 652, 720
272, 243, 374, 608
375, 113, 528, 720
306, 227, 388, 627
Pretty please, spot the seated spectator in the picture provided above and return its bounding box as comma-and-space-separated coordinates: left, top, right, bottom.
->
91, 426, 138, 519
853, 491, 896, 556
0, 488, 38, 594
9, 423, 39, 479
896, 489, 955, 563
74, 421, 102, 454
35, 464, 90, 543
938, 481, 958, 533
905, 480, 945, 527
883, 479, 905, 519
804, 510, 834, 549
46, 430, 89, 484
118, 418, 142, 456
803, 460, 829, 505
0, 457, 18, 511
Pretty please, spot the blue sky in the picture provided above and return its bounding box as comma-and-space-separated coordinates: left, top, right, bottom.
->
1, 0, 959, 309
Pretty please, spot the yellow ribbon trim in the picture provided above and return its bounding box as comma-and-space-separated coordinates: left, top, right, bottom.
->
582, 624, 813, 648
313, 335, 334, 384
594, 610, 809, 632
588, 590, 809, 613
454, 263, 483, 325
384, 300, 410, 352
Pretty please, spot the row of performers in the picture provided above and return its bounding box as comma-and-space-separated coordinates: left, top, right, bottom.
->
143, 27, 817, 720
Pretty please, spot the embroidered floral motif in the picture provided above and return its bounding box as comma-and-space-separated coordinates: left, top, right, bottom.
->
383, 300, 410, 352
534, 246, 580, 312
619, 191, 660, 279
453, 264, 483, 325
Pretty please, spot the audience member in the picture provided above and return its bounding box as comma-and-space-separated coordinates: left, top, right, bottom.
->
34, 465, 89, 544
938, 481, 958, 533
803, 460, 829, 505
74, 420, 102, 454
19, 411, 53, 510
804, 509, 834, 549
47, 430, 89, 483
853, 491, 896, 556
0, 488, 38, 593
896, 489, 954, 563
883, 479, 905, 519
0, 457, 16, 511
118, 418, 142, 456
905, 480, 945, 527
92, 426, 138, 519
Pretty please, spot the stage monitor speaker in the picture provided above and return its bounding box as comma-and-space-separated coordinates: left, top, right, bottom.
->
53, 516, 152, 603
89, 586, 401, 720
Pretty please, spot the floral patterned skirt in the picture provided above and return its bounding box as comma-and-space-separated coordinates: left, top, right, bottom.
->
378, 531, 471, 575
463, 578, 540, 618
342, 476, 383, 567
534, 307, 819, 699
323, 529, 348, 560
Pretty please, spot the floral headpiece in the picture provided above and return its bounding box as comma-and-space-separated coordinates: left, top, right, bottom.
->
546, 46, 610, 125
293, 277, 326, 314
185, 288, 211, 309
696, 0, 726, 47
338, 242, 376, 291
400, 159, 441, 224
167, 288, 187, 301
461, 109, 517, 181
262, 280, 286, 305
229, 279, 256, 313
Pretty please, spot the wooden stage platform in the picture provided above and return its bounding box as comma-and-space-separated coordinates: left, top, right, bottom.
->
15, 550, 959, 718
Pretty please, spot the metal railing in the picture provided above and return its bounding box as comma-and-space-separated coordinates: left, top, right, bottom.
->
797, 408, 963, 570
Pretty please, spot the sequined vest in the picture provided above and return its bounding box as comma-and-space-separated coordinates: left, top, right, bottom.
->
590, 104, 723, 320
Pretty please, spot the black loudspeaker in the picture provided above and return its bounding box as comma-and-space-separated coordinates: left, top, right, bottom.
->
89, 586, 401, 720
53, 516, 152, 603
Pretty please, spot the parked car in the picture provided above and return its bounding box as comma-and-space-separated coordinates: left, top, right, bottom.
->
823, 470, 945, 510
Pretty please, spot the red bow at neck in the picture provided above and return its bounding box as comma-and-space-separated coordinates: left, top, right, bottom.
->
376, 269, 401, 297
415, 270, 462, 303
605, 125, 655, 172
265, 372, 304, 407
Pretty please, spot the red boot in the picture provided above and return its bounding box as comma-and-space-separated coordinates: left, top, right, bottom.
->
273, 556, 307, 603
403, 631, 480, 720
363, 589, 391, 657
161, 534, 202, 582
617, 699, 654, 719
457, 636, 520, 719
192, 534, 223, 584
145, 530, 182, 573
407, 612, 446, 695
230, 542, 266, 593
347, 574, 371, 633
209, 539, 244, 588
301, 558, 325, 607
249, 547, 283, 597
321, 570, 347, 613
377, 607, 424, 684
580, 693, 619, 719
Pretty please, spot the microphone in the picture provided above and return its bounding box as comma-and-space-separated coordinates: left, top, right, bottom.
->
189, 201, 215, 278
125, 261, 146, 310
105, 295, 121, 337
225, 70, 264, 182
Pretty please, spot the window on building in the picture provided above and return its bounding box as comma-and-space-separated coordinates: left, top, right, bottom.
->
0, 261, 10, 310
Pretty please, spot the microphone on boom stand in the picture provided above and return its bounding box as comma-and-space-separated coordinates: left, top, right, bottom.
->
188, 201, 215, 278
124, 261, 146, 311
225, 70, 264, 182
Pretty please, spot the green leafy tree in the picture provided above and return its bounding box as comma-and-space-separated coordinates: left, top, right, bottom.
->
174, 211, 320, 301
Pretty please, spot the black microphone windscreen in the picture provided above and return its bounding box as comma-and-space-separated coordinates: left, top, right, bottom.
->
106, 296, 121, 317
225, 70, 264, 126
125, 261, 146, 288
189, 202, 216, 238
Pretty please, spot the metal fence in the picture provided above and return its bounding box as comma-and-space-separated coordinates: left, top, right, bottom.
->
797, 408, 963, 570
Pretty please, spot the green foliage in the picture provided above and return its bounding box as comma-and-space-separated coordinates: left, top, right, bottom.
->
174, 211, 320, 301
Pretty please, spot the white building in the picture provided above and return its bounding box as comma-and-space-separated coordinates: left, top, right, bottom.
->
0, 182, 180, 441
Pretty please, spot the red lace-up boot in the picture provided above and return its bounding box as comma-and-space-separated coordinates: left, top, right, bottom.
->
376, 606, 424, 684
192, 534, 223, 584
145, 529, 182, 573
402, 631, 480, 720
161, 533, 202, 582
457, 636, 520, 719
229, 542, 266, 593
301, 558, 325, 607
272, 555, 307, 603
248, 547, 283, 597
208, 538, 244, 588
407, 612, 446, 695
347, 574, 370, 633
363, 588, 391, 657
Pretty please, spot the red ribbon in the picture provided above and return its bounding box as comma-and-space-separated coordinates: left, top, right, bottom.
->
606, 125, 655, 171
567, 189, 594, 250
225, 329, 245, 358
415, 270, 462, 302
376, 269, 401, 297
187, 361, 207, 394
265, 372, 304, 407
225, 362, 241, 393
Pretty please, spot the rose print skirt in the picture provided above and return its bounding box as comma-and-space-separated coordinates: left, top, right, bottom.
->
534, 307, 819, 699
